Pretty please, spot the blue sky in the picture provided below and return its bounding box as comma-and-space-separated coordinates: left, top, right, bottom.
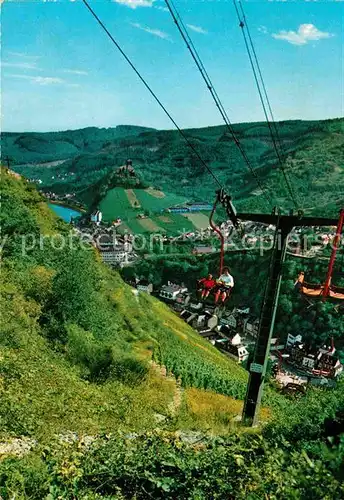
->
2, 0, 343, 132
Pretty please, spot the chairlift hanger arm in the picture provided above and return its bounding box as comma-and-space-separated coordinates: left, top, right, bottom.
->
216, 189, 239, 228
209, 196, 225, 275
236, 213, 339, 228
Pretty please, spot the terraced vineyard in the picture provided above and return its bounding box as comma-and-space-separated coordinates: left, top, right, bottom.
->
183, 212, 210, 230
99, 187, 138, 222
146, 296, 248, 399
152, 213, 195, 234
99, 186, 208, 234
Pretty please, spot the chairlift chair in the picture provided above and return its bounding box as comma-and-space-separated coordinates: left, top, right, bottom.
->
295, 209, 344, 302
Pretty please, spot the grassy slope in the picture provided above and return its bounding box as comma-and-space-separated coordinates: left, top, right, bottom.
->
2, 175, 344, 499
0, 169, 251, 444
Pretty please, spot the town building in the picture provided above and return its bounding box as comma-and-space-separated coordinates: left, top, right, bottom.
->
136, 280, 153, 294
192, 246, 215, 255
94, 230, 136, 268
220, 314, 237, 330
284, 335, 343, 379
91, 210, 102, 225
167, 202, 213, 214
211, 336, 249, 363
159, 283, 188, 301
244, 317, 260, 337
99, 245, 129, 266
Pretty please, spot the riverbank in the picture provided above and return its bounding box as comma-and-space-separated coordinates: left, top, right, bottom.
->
48, 203, 83, 223
46, 198, 87, 213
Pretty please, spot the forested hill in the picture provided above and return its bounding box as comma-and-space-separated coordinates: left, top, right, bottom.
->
1, 125, 155, 163
3, 117, 343, 216
1, 168, 344, 497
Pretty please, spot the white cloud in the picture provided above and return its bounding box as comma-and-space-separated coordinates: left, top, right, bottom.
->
155, 5, 169, 12
7, 51, 41, 59
113, 0, 155, 8
34, 76, 66, 86
186, 24, 208, 35
63, 69, 89, 75
258, 25, 268, 35
272, 24, 333, 46
7, 74, 67, 86
130, 22, 170, 40
1, 61, 40, 70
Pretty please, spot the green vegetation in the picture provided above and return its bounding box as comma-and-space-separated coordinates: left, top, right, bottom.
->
4, 118, 343, 217
276, 255, 344, 355
1, 170, 344, 498
98, 186, 190, 234
99, 187, 138, 222
149, 297, 248, 398
1, 169, 249, 437
1, 125, 154, 164
122, 246, 344, 355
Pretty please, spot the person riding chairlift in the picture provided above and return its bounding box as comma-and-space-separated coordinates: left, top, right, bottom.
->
198, 273, 216, 300
214, 267, 234, 304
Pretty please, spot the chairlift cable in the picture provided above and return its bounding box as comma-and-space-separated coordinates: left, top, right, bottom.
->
237, 0, 285, 157
164, 0, 273, 210
81, 0, 223, 190
233, 0, 299, 210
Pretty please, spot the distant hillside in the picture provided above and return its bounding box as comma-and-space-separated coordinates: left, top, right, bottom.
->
76, 161, 199, 234
1, 125, 154, 164
2, 118, 343, 216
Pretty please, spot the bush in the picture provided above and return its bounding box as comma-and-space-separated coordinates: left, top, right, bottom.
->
66, 325, 148, 385
66, 324, 113, 382
110, 355, 149, 386
2, 432, 341, 499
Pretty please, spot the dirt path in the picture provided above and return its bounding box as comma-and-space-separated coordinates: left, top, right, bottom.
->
145, 187, 165, 199
125, 189, 141, 208
169, 380, 183, 416
151, 361, 183, 416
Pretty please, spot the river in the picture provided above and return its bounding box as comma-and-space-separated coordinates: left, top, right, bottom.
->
48, 203, 82, 222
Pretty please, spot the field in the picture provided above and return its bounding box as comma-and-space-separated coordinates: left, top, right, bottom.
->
134, 190, 187, 212
126, 189, 141, 208
152, 213, 195, 234
99, 187, 138, 222
183, 212, 210, 230
117, 222, 133, 234
137, 217, 163, 232
98, 186, 208, 234
158, 215, 173, 223
145, 187, 165, 198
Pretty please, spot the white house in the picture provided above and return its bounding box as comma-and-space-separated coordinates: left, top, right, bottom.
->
224, 314, 237, 329
159, 284, 188, 301
91, 210, 102, 225
136, 281, 153, 294
244, 318, 259, 337
237, 345, 249, 363
231, 333, 242, 346
99, 244, 131, 267
286, 333, 303, 347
